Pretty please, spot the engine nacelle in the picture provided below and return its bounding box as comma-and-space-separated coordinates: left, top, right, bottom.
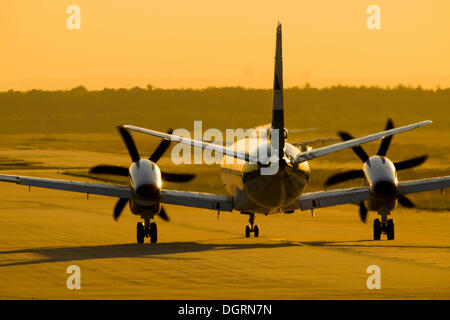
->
363, 156, 398, 195
363, 155, 398, 211
129, 159, 162, 200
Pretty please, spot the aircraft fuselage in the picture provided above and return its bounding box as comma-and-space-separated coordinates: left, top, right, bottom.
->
220, 138, 310, 214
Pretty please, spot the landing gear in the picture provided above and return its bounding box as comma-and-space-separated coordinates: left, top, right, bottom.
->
245, 225, 251, 238
137, 222, 145, 244
373, 216, 394, 241
373, 219, 381, 240
386, 219, 394, 240
245, 213, 259, 238
254, 225, 259, 237
137, 219, 158, 244
150, 222, 157, 243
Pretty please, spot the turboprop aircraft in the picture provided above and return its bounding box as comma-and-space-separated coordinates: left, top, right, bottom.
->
0, 23, 449, 242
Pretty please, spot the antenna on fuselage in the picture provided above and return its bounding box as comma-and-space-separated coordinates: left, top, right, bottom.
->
271, 22, 285, 161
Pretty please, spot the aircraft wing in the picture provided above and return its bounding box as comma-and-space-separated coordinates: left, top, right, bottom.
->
295, 186, 372, 211
294, 120, 432, 163
160, 189, 234, 212
124, 125, 263, 164
398, 176, 450, 195
295, 175, 450, 211
0, 174, 234, 212
0, 174, 133, 199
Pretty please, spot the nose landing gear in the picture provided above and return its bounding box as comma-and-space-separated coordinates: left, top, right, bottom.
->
245, 213, 259, 238
137, 218, 158, 244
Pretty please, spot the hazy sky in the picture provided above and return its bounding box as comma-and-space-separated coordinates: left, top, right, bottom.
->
1, 0, 449, 90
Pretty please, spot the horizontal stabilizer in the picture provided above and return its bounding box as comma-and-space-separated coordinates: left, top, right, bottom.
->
124, 125, 265, 165
294, 120, 432, 163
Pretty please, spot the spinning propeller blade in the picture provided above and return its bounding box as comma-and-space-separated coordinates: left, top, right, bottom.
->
90, 165, 128, 176
159, 206, 170, 221
149, 129, 173, 163
161, 172, 196, 183
377, 118, 394, 156
394, 155, 428, 171
337, 131, 369, 162
118, 126, 140, 163
398, 194, 415, 208
359, 201, 368, 223
114, 198, 128, 221
324, 169, 364, 187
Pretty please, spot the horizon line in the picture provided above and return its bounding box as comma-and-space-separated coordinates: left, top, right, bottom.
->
1, 83, 449, 93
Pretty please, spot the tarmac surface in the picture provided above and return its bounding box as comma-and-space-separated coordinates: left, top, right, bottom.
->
0, 169, 449, 299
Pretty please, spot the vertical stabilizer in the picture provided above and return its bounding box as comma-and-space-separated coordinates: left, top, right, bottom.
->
271, 22, 285, 160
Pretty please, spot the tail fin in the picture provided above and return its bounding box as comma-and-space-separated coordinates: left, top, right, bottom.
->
271, 22, 285, 160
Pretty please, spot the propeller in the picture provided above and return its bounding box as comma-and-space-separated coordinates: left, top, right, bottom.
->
328, 119, 428, 186
158, 206, 170, 222
90, 127, 195, 221
359, 201, 368, 223
118, 126, 140, 163
114, 198, 129, 221
398, 194, 415, 208
337, 131, 369, 162
149, 129, 173, 163
326, 119, 426, 221
394, 155, 428, 171
90, 165, 128, 176
161, 172, 196, 183
90, 129, 194, 182
325, 169, 364, 187
376, 118, 394, 156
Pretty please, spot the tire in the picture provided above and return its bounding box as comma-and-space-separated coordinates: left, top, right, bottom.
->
150, 222, 157, 243
386, 219, 394, 240
245, 225, 251, 238
254, 225, 259, 237
373, 219, 381, 240
137, 222, 144, 244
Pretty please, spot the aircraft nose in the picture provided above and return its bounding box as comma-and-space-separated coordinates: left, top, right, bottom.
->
136, 184, 160, 199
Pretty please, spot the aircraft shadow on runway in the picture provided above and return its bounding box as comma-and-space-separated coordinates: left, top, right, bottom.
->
301, 239, 450, 250
0, 241, 300, 267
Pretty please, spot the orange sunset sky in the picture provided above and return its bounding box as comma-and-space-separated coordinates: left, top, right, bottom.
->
0, 0, 449, 90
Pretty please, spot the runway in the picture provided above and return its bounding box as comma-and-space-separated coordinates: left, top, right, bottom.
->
0, 169, 449, 299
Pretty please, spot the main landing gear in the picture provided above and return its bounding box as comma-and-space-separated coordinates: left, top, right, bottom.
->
373, 215, 394, 240
137, 218, 157, 244
245, 213, 259, 238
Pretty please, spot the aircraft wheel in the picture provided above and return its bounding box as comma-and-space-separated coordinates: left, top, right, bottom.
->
373, 219, 381, 240
245, 225, 251, 238
150, 222, 158, 243
137, 222, 145, 244
386, 219, 394, 240
254, 225, 259, 237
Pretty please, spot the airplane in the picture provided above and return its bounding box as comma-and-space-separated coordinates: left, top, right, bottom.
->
0, 23, 449, 243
